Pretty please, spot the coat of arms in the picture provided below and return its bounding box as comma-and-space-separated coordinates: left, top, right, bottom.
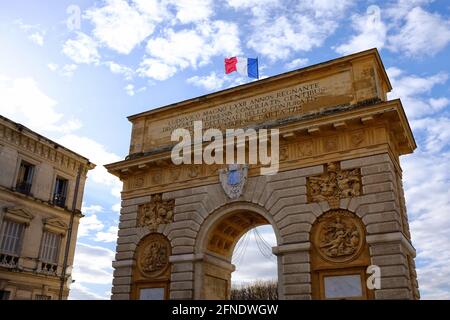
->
219, 164, 248, 199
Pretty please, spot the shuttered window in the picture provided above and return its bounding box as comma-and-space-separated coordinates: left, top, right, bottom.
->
40, 231, 61, 263
0, 220, 25, 255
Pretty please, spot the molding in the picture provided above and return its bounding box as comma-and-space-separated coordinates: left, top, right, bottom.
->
4, 207, 34, 225
43, 217, 68, 235
366, 232, 416, 257
272, 242, 311, 255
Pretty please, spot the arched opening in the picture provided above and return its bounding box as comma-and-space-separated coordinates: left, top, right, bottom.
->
196, 205, 280, 300
231, 225, 278, 300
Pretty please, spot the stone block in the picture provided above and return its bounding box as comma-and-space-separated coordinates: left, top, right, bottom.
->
171, 281, 194, 291
283, 263, 310, 274
284, 284, 311, 295
340, 154, 390, 170
374, 288, 411, 300
170, 290, 193, 299
283, 273, 311, 284
171, 272, 194, 282
367, 221, 401, 234
171, 262, 194, 273
281, 252, 310, 264
362, 173, 394, 186
111, 285, 131, 294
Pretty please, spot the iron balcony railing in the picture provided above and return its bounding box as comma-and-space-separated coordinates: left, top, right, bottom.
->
15, 181, 32, 195
53, 193, 66, 208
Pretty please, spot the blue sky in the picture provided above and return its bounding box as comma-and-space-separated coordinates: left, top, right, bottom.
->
1, 0, 450, 299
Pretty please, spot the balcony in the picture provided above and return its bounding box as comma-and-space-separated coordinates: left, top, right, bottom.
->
53, 193, 66, 208
16, 181, 32, 195
0, 253, 19, 268
40, 262, 58, 275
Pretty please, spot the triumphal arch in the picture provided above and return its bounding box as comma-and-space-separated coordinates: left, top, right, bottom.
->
105, 49, 419, 300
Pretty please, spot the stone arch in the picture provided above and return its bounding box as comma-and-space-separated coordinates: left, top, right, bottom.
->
309, 209, 372, 300
192, 202, 281, 299
131, 233, 171, 300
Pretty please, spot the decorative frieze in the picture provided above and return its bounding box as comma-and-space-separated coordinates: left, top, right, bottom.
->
137, 194, 175, 231
307, 162, 362, 208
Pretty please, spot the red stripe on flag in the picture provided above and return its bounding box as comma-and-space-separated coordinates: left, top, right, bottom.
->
225, 57, 237, 74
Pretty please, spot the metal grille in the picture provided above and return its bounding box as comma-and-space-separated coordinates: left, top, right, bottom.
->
0, 220, 25, 255
34, 294, 51, 300
40, 231, 60, 263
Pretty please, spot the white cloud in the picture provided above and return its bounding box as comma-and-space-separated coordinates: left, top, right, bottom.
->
387, 67, 449, 119
187, 72, 226, 91
78, 214, 104, 237
104, 61, 134, 80
0, 75, 82, 133
82, 204, 104, 215
284, 58, 309, 69
15, 20, 46, 46
388, 7, 450, 57
402, 149, 450, 299
335, 5, 387, 55
29, 32, 44, 46
95, 226, 119, 242
47, 63, 58, 72
62, 32, 100, 64
47, 63, 78, 78
141, 20, 241, 80
60, 64, 78, 77
169, 0, 213, 23
112, 203, 121, 213
56, 134, 122, 198
84, 0, 166, 55
71, 242, 114, 285
228, 0, 354, 60
137, 58, 177, 81
69, 282, 109, 300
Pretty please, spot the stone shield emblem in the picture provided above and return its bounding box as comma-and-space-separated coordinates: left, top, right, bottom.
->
219, 164, 248, 199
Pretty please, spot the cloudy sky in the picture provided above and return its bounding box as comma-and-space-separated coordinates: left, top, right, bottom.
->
0, 0, 449, 300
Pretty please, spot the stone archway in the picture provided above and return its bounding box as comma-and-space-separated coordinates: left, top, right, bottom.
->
107, 49, 420, 300
193, 203, 281, 300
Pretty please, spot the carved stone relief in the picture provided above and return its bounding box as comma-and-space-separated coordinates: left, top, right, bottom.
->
313, 210, 364, 263
307, 162, 361, 208
137, 234, 171, 278
137, 194, 175, 231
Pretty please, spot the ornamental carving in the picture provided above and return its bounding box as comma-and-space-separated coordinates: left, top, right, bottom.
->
307, 162, 361, 208
313, 210, 364, 263
137, 194, 175, 231
137, 234, 171, 278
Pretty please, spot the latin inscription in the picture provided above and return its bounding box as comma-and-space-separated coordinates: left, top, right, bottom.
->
162, 82, 324, 133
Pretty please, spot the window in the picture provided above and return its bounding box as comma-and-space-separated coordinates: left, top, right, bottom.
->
139, 288, 165, 300
53, 177, 68, 208
0, 220, 25, 255
0, 290, 11, 300
35, 294, 51, 300
40, 231, 61, 264
16, 161, 35, 195
323, 274, 363, 299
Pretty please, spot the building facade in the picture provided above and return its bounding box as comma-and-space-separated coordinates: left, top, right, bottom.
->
0, 116, 95, 300
106, 49, 419, 300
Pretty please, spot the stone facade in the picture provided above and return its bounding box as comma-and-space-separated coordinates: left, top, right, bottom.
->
0, 115, 95, 300
106, 49, 419, 300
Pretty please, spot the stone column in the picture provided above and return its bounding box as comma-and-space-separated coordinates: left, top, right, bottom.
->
273, 242, 311, 300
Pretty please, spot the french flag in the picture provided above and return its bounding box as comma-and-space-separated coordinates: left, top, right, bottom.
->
225, 57, 259, 79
